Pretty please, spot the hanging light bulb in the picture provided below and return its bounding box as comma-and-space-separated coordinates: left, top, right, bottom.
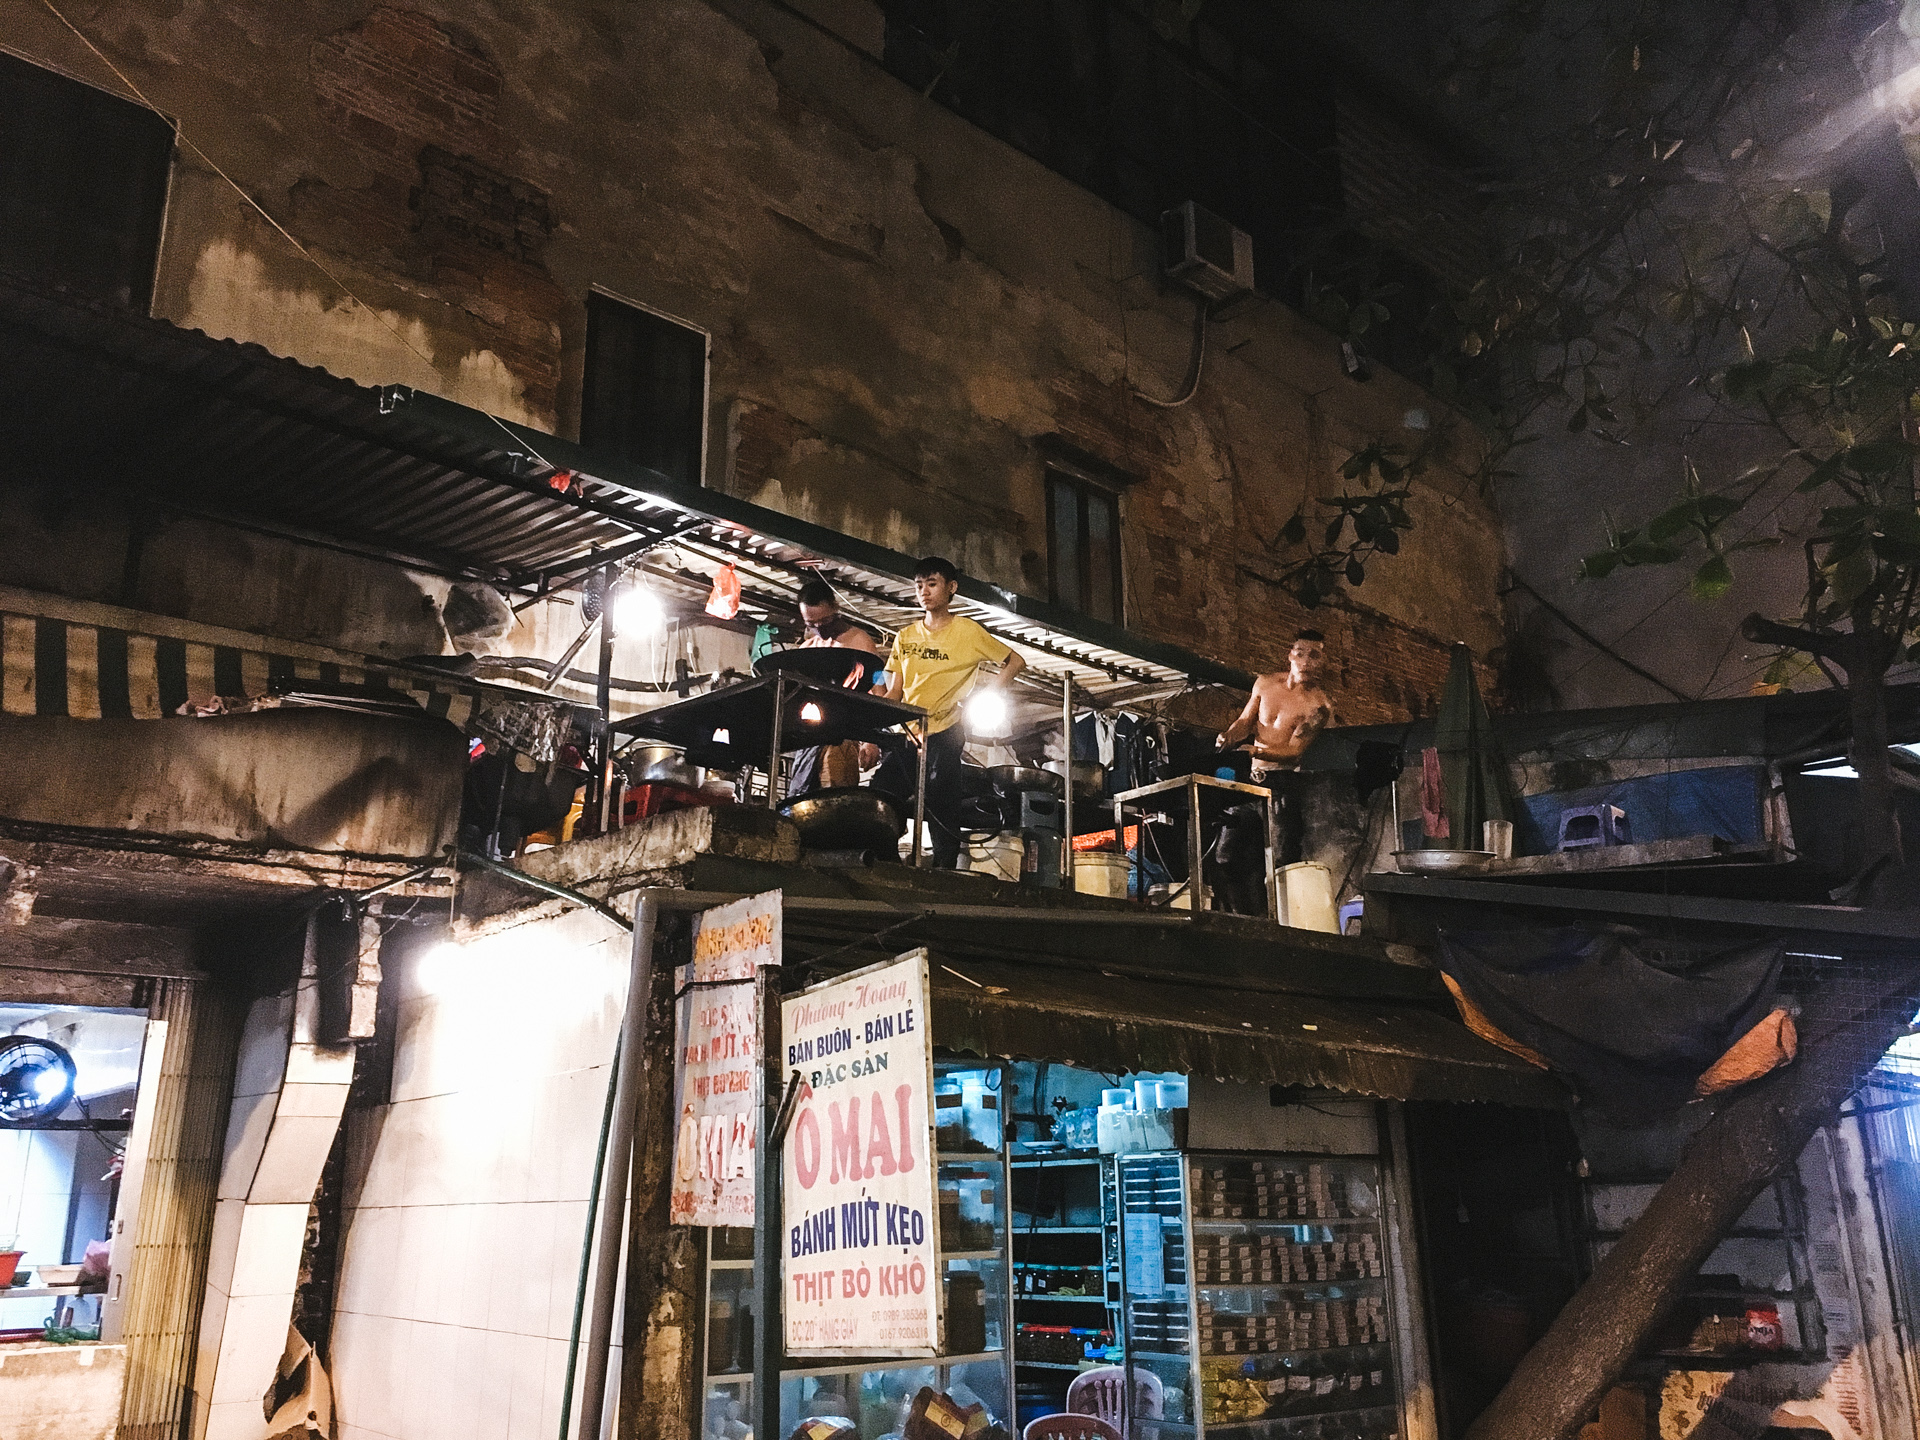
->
799, 701, 824, 724
415, 941, 464, 995
609, 579, 666, 636
965, 688, 1011, 737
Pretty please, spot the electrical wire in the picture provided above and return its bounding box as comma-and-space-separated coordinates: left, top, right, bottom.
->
1132, 293, 1210, 408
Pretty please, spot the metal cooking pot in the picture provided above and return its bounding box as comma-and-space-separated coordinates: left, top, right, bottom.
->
985, 764, 1062, 798
624, 743, 706, 790
778, 787, 903, 851
1043, 759, 1107, 799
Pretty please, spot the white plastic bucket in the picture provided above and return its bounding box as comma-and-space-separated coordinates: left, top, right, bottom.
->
1072, 851, 1131, 898
964, 833, 1024, 882
1282, 860, 1339, 933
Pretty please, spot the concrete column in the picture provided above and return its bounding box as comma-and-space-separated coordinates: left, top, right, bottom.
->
190, 936, 354, 1440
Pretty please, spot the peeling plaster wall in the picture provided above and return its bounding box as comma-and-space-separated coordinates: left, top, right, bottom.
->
0, 0, 1509, 724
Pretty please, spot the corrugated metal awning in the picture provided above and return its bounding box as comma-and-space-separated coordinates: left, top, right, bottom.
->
0, 273, 1252, 713
924, 954, 1568, 1108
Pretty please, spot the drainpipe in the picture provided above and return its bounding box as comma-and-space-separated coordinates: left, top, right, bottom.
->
577, 890, 660, 1440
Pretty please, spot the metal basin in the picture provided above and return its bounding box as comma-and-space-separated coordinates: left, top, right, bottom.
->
623, 743, 706, 789
753, 646, 880, 689
1392, 848, 1496, 876
1043, 759, 1107, 800
779, 787, 902, 851
986, 764, 1061, 797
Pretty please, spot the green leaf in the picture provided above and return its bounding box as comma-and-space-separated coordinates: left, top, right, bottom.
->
1622, 541, 1685, 565
1846, 439, 1916, 474
1879, 508, 1920, 543
1690, 554, 1734, 600
1647, 503, 1696, 542
1829, 549, 1876, 607
1580, 551, 1621, 579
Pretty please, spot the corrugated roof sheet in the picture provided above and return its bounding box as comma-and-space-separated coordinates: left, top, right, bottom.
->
0, 274, 1251, 711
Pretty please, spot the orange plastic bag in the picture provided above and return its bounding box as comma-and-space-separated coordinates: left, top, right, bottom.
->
707, 564, 742, 619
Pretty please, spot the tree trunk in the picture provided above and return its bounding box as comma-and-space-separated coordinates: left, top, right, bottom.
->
1465, 960, 1920, 1440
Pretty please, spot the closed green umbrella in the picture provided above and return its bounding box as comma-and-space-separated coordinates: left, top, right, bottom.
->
1434, 643, 1513, 851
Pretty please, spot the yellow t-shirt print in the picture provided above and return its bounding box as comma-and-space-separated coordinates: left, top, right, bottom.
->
889, 615, 1012, 733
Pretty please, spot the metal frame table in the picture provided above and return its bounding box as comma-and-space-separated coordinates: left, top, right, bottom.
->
1111, 772, 1278, 917
612, 674, 933, 864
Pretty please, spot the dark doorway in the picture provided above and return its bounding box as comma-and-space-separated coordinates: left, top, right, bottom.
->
1403, 1101, 1585, 1438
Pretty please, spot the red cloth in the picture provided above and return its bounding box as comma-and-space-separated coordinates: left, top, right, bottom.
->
1420, 746, 1449, 839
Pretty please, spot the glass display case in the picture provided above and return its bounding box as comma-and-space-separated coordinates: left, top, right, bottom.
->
1117, 1152, 1404, 1440
1010, 1154, 1123, 1422
700, 1059, 1014, 1440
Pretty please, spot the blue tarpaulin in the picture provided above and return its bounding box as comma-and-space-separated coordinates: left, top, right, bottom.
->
1515, 765, 1765, 855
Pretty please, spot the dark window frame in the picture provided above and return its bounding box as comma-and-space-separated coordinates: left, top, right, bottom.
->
0, 49, 175, 312
580, 288, 711, 488
1044, 460, 1126, 625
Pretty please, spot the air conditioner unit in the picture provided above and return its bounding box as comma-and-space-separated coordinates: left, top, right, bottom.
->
1161, 201, 1254, 301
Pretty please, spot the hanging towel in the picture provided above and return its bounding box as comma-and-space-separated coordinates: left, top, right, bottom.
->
1420, 746, 1450, 839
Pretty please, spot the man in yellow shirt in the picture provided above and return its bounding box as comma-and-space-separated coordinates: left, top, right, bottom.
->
872, 556, 1026, 865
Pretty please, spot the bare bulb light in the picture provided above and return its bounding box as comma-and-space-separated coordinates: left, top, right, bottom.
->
416, 941, 464, 993
965, 688, 1010, 737
799, 701, 823, 724
610, 582, 666, 635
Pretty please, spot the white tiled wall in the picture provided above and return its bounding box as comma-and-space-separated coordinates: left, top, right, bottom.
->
331, 907, 634, 1440
192, 962, 356, 1440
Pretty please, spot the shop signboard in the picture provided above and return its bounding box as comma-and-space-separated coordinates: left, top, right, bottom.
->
782, 949, 939, 1357
670, 890, 781, 1227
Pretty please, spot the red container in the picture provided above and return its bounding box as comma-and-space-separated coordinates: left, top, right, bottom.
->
0, 1252, 23, 1288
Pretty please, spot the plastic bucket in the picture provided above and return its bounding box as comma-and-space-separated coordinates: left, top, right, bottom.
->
1281, 861, 1339, 933
964, 834, 1024, 882
1072, 851, 1130, 898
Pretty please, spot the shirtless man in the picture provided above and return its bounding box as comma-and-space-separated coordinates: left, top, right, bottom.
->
1216, 630, 1334, 863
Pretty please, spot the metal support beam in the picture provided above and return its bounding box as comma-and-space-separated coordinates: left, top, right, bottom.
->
576, 892, 659, 1440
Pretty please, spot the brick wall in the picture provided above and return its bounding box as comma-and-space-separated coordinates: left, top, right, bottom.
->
302, 8, 563, 419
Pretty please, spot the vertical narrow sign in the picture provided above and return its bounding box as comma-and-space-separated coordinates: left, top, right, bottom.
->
670, 890, 781, 1227
781, 949, 939, 1357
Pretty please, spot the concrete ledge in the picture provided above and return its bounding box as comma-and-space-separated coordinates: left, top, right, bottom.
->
0, 1342, 127, 1440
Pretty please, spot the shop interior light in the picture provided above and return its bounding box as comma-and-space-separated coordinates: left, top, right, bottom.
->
712, 727, 730, 744
609, 580, 666, 636
0, 1036, 77, 1124
799, 701, 824, 724
965, 688, 1011, 737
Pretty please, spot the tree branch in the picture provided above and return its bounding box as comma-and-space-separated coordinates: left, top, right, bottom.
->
1739, 612, 1847, 662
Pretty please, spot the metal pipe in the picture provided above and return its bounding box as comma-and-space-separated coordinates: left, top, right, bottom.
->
457, 849, 633, 934
1187, 774, 1207, 917
596, 562, 617, 833
577, 891, 660, 1440
753, 972, 786, 1440
555, 1032, 622, 1440
1061, 674, 1075, 890
539, 615, 601, 693
767, 675, 786, 810
913, 725, 929, 867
